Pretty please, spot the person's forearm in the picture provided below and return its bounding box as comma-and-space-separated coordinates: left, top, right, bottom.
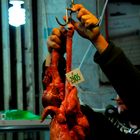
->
91, 34, 108, 54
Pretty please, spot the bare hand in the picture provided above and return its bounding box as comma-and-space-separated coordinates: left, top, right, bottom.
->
47, 26, 67, 54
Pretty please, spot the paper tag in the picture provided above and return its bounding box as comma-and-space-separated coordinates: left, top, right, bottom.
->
65, 68, 85, 85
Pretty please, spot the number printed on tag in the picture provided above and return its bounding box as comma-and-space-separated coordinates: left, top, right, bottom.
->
65, 68, 85, 85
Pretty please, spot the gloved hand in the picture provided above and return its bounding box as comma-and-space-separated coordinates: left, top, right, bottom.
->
70, 4, 108, 54
70, 4, 100, 42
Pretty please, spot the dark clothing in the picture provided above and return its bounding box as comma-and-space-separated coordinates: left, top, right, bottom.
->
94, 42, 140, 125
91, 42, 140, 139
81, 105, 123, 140
81, 104, 140, 140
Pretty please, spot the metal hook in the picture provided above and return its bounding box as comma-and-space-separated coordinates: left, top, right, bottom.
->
55, 8, 69, 26
55, 17, 68, 26
55, 0, 75, 26
55, 8, 71, 26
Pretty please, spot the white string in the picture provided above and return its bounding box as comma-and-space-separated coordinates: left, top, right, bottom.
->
79, 43, 92, 69
98, 0, 108, 26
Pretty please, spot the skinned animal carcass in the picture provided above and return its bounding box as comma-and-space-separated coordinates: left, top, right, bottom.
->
41, 24, 90, 140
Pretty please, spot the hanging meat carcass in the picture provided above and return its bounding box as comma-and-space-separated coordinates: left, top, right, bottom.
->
41, 23, 90, 140
42, 49, 65, 108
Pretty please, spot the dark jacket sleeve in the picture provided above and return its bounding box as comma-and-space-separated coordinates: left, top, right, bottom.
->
94, 42, 140, 124
81, 105, 140, 140
80, 105, 124, 140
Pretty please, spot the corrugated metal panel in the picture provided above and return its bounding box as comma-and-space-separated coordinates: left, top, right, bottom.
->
37, 0, 50, 114
0, 0, 45, 139
24, 0, 35, 112
16, 27, 24, 110
1, 0, 11, 110
0, 0, 40, 114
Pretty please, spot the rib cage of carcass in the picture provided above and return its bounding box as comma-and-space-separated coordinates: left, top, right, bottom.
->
41, 23, 90, 140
